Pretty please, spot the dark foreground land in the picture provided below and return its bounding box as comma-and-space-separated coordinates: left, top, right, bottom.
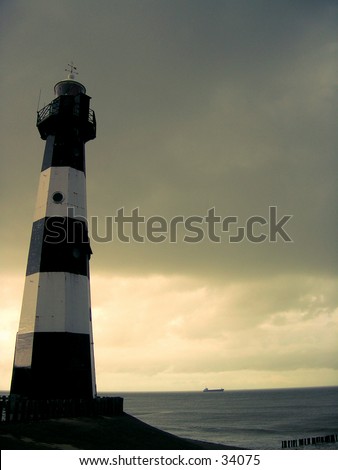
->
0, 413, 243, 450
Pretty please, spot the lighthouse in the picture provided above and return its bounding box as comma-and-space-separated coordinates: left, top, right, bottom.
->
10, 65, 97, 399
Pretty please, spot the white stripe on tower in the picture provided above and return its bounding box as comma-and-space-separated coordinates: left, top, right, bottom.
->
34, 166, 87, 221
10, 74, 97, 399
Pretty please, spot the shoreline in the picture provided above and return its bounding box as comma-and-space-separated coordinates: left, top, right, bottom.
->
0, 412, 246, 450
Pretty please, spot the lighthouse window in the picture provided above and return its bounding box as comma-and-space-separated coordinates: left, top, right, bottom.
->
52, 192, 64, 204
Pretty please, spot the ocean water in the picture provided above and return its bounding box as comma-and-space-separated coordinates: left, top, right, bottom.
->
109, 386, 338, 450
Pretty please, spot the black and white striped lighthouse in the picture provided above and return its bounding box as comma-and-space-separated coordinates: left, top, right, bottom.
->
10, 66, 97, 399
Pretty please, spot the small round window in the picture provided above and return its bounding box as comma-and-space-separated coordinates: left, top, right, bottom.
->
52, 191, 64, 204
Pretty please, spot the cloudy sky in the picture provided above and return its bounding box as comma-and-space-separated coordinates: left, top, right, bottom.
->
1, 0, 337, 392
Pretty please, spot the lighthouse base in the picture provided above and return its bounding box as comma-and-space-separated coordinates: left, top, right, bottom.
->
10, 332, 94, 399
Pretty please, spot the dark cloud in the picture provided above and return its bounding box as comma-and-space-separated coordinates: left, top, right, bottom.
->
1, 0, 337, 281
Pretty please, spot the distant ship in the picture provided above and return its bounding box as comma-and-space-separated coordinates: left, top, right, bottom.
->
203, 388, 224, 392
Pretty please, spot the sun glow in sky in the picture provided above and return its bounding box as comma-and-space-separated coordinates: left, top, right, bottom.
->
1, 0, 338, 391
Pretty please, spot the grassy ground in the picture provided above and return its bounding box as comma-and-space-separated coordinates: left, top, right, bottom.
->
0, 413, 243, 450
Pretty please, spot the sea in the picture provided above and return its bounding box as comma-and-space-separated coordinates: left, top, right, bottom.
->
108, 386, 338, 450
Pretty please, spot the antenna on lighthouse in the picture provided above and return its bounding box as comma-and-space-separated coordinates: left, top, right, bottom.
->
65, 61, 78, 80
36, 88, 42, 112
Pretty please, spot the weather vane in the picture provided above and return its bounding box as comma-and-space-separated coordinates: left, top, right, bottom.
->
65, 61, 78, 79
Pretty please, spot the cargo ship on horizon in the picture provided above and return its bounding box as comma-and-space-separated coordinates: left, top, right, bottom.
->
203, 388, 224, 392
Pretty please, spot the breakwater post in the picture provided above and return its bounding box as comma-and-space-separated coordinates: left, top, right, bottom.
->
282, 434, 337, 448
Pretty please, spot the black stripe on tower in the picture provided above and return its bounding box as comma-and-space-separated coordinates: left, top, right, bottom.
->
26, 217, 92, 276
41, 135, 86, 173
10, 332, 93, 399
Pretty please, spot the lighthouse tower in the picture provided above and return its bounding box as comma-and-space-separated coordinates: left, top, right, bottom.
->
10, 66, 97, 399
